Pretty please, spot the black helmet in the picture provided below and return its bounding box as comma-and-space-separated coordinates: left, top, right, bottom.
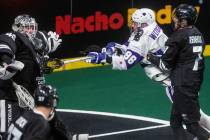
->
34, 84, 59, 108
173, 4, 198, 25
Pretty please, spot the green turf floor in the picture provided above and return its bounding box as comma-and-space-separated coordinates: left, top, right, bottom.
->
46, 58, 210, 121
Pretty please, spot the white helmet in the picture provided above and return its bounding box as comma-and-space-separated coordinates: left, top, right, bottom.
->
132, 8, 155, 26
12, 14, 38, 39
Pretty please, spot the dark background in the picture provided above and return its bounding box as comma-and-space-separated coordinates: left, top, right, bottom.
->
0, 0, 209, 58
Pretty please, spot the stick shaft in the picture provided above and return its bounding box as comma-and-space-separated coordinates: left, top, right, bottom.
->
88, 124, 169, 139
63, 56, 92, 64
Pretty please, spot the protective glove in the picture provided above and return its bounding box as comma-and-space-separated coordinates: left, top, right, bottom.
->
47, 31, 62, 53
87, 52, 106, 64
105, 42, 117, 57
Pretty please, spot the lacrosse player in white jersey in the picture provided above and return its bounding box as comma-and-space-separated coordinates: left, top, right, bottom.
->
87, 8, 210, 135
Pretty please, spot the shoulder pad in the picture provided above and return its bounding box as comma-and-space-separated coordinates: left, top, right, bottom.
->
0, 33, 17, 55
134, 28, 143, 41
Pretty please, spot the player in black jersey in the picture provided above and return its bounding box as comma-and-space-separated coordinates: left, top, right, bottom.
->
148, 4, 210, 140
0, 14, 62, 136
6, 84, 89, 140
6, 84, 57, 140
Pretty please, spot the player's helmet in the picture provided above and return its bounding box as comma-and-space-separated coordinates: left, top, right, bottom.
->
131, 8, 155, 32
12, 14, 38, 38
34, 84, 59, 108
173, 4, 198, 25
132, 8, 155, 26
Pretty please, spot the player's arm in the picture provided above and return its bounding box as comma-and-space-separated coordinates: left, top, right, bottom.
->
87, 33, 146, 70
147, 36, 179, 72
105, 41, 129, 57
87, 43, 144, 70
0, 33, 24, 80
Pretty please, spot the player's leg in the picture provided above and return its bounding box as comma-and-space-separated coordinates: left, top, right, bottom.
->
170, 105, 187, 140
163, 79, 210, 132
173, 85, 210, 140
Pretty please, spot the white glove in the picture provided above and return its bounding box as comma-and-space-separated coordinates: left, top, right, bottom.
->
0, 60, 24, 80
47, 31, 62, 53
73, 134, 89, 140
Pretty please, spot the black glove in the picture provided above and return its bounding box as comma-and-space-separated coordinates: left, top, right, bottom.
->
147, 52, 160, 66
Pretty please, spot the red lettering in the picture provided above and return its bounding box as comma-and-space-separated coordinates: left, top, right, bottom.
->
95, 11, 108, 31
56, 15, 70, 35
109, 13, 124, 30
55, 11, 124, 35
71, 17, 84, 34
85, 16, 94, 32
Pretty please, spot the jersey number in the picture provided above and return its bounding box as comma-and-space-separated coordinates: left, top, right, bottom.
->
124, 51, 137, 65
193, 46, 203, 71
7, 124, 22, 140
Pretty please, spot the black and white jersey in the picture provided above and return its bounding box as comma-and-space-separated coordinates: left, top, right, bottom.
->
159, 26, 205, 86
7, 110, 51, 140
0, 31, 46, 101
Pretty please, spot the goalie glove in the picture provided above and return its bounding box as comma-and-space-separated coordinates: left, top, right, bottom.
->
47, 31, 62, 53
0, 60, 24, 80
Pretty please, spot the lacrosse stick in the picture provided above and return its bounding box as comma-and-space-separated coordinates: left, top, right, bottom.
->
63, 56, 93, 64
12, 81, 35, 109
47, 56, 94, 70
47, 44, 101, 69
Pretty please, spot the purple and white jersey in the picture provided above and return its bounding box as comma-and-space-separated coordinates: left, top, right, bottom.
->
112, 22, 168, 70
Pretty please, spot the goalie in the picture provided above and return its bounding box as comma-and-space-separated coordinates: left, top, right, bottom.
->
86, 7, 210, 139
0, 14, 62, 137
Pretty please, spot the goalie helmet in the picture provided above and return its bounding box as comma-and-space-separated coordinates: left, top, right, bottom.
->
131, 8, 155, 32
12, 14, 38, 39
34, 84, 59, 108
